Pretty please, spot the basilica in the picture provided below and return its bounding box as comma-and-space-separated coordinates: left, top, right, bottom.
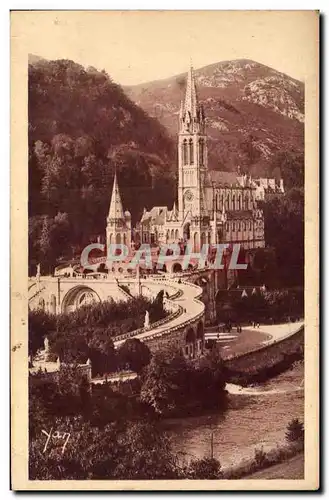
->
106, 66, 284, 253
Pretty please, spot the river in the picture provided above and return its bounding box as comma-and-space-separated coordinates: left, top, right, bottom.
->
164, 361, 304, 469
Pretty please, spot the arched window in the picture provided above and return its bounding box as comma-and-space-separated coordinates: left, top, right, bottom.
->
226, 194, 230, 210
189, 139, 194, 164
193, 232, 199, 252
245, 194, 249, 210
232, 195, 236, 210
199, 139, 204, 166
232, 222, 235, 232
182, 139, 188, 165
237, 196, 241, 210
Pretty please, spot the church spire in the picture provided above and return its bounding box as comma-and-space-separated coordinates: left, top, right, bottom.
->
184, 65, 198, 119
108, 171, 124, 220
180, 65, 205, 134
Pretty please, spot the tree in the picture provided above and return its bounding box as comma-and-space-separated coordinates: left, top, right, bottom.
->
270, 150, 304, 190
261, 187, 304, 286
29, 416, 181, 480
140, 350, 190, 415
285, 418, 304, 443
187, 457, 222, 479
113, 421, 180, 479
117, 338, 151, 373
88, 334, 117, 376
141, 348, 227, 416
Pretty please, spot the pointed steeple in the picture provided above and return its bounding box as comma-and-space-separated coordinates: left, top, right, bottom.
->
179, 64, 205, 135
184, 65, 198, 119
108, 171, 124, 220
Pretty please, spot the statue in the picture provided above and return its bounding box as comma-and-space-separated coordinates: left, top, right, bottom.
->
44, 336, 49, 353
144, 310, 150, 329
36, 263, 41, 278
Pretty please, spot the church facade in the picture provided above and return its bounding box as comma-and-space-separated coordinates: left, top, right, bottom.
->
108, 66, 284, 253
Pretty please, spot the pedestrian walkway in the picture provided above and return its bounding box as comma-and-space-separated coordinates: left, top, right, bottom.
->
247, 321, 304, 344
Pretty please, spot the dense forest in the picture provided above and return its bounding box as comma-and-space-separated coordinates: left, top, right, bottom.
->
28, 59, 176, 273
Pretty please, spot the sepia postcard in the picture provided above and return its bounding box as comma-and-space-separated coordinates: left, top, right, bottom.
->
11, 10, 319, 491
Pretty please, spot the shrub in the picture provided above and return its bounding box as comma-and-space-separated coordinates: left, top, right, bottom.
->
188, 457, 222, 479
254, 446, 268, 468
285, 418, 304, 443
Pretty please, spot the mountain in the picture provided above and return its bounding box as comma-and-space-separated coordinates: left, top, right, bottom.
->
125, 59, 304, 177
28, 58, 176, 271
28, 53, 48, 65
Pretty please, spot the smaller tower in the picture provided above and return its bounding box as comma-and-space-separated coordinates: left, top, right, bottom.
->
106, 172, 131, 250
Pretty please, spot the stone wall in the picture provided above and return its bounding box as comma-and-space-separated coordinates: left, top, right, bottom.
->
224, 326, 304, 382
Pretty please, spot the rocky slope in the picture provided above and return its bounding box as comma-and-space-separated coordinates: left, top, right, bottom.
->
125, 59, 304, 176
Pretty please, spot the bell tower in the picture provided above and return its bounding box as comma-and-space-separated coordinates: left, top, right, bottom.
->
178, 66, 210, 250
178, 66, 208, 218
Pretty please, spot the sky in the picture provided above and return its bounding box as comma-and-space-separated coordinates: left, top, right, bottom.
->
12, 10, 318, 85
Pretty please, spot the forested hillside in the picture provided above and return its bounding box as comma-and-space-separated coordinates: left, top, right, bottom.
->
28, 58, 176, 272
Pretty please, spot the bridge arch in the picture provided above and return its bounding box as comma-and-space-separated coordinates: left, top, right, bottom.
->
172, 262, 182, 273
185, 327, 196, 359
61, 286, 101, 314
196, 321, 204, 355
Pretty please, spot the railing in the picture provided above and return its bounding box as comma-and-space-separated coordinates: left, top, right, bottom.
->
91, 370, 137, 384
113, 304, 183, 343
29, 285, 46, 302
142, 305, 205, 343
117, 284, 133, 300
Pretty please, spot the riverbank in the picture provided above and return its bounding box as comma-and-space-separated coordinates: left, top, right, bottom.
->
245, 452, 304, 479
222, 441, 304, 479
165, 361, 304, 471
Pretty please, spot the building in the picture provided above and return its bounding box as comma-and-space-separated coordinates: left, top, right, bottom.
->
106, 171, 132, 249
253, 176, 285, 201
111, 66, 284, 252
